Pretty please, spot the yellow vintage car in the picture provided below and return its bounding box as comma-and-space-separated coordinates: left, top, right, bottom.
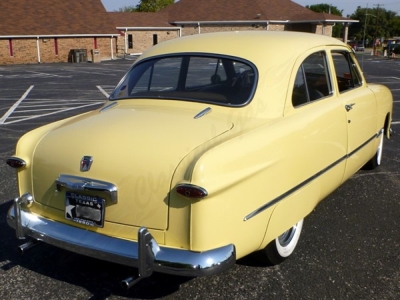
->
6, 31, 393, 288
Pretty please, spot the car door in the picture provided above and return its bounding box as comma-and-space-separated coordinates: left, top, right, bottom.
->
285, 50, 348, 197
330, 50, 378, 181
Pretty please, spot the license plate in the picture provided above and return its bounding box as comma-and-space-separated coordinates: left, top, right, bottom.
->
65, 192, 105, 227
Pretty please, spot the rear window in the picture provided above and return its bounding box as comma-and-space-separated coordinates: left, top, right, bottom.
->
110, 54, 257, 106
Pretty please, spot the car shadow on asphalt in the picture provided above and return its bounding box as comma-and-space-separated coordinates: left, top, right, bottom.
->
0, 200, 195, 298
1, 199, 281, 298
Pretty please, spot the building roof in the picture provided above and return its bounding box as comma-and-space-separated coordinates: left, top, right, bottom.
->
0, 0, 118, 36
0, 0, 356, 38
161, 0, 355, 23
109, 12, 173, 28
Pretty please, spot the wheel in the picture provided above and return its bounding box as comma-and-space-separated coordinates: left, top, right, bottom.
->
363, 129, 384, 170
256, 219, 304, 265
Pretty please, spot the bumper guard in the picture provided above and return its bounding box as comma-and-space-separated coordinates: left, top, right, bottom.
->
7, 195, 236, 287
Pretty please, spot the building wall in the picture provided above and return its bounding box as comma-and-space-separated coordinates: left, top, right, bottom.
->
0, 23, 334, 64
181, 24, 274, 36
0, 37, 116, 65
117, 30, 180, 56
179, 23, 331, 38
0, 39, 37, 64
118, 23, 331, 55
179, 23, 333, 37
284, 23, 333, 36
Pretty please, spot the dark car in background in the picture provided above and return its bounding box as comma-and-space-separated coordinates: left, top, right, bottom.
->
355, 42, 365, 52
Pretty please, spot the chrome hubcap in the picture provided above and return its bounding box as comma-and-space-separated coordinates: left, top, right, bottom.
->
278, 226, 296, 247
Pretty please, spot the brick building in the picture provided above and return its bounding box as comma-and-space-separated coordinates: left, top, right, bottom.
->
0, 0, 118, 65
109, 12, 180, 57
111, 0, 357, 57
0, 0, 357, 65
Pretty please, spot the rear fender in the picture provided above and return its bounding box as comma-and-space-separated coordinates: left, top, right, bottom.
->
259, 182, 320, 249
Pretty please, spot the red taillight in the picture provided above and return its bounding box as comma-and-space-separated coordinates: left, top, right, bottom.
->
6, 157, 26, 169
176, 184, 208, 199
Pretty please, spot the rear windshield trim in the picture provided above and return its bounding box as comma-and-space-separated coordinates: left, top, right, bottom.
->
109, 53, 258, 107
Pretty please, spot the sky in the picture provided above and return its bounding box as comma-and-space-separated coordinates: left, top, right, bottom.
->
101, 0, 400, 17
293, 1, 400, 17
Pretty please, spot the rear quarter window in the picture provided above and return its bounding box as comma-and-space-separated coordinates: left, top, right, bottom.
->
331, 51, 363, 93
292, 51, 332, 107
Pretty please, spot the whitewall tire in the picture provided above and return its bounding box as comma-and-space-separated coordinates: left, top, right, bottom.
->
256, 219, 304, 265
363, 129, 384, 170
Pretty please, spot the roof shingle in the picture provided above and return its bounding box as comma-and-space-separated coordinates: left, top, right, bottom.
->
161, 0, 353, 23
109, 12, 172, 28
0, 0, 117, 36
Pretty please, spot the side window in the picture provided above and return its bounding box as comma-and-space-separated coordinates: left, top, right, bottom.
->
332, 51, 362, 93
292, 51, 332, 107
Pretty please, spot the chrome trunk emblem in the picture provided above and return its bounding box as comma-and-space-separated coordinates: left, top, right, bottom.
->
80, 156, 93, 172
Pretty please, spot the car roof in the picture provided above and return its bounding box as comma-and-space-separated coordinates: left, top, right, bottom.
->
138, 31, 346, 64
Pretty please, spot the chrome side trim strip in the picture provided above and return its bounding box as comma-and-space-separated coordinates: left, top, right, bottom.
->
7, 205, 236, 277
244, 130, 382, 221
56, 174, 118, 203
347, 129, 382, 158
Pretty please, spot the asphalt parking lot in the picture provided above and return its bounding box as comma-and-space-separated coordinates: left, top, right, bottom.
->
0, 55, 399, 299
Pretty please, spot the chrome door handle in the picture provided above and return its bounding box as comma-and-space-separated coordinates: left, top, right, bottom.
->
345, 103, 355, 112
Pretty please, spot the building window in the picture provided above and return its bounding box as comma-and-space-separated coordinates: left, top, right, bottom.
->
94, 37, 98, 49
9, 39, 13, 56
128, 34, 133, 49
153, 34, 158, 45
54, 38, 59, 55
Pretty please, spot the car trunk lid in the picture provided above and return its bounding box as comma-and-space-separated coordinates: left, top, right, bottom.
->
31, 103, 232, 230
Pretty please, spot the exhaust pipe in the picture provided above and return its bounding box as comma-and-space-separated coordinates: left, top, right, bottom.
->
120, 276, 142, 290
18, 239, 41, 254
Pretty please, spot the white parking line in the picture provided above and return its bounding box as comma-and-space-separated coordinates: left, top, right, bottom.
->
380, 77, 400, 80
27, 71, 71, 78
97, 86, 110, 98
4, 102, 103, 125
0, 85, 34, 124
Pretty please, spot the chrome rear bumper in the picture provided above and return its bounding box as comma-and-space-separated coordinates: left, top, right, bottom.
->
7, 196, 236, 282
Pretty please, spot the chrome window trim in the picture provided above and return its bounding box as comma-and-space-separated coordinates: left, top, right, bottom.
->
109, 52, 258, 108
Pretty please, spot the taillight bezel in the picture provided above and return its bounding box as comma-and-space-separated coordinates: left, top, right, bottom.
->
6, 157, 26, 169
176, 184, 208, 199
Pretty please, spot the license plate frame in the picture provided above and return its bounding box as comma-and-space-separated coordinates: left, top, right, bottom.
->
65, 192, 105, 228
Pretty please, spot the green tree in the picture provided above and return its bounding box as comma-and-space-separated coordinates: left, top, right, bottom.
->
306, 3, 343, 15
117, 0, 174, 12
135, 0, 174, 12
118, 6, 136, 12
306, 4, 343, 38
348, 6, 400, 47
